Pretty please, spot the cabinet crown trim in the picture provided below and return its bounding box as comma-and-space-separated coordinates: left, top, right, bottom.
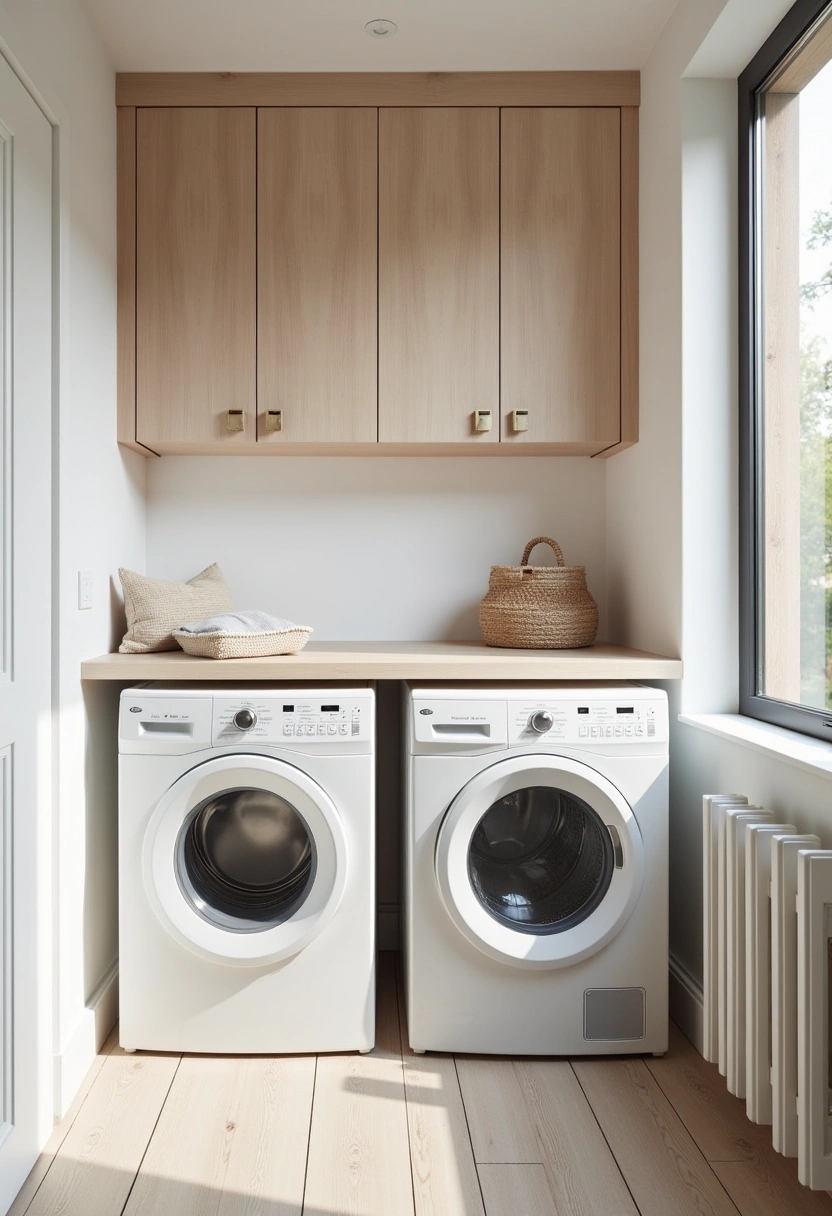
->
116, 71, 640, 109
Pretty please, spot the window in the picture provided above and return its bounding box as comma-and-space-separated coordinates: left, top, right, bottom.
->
740, 0, 832, 739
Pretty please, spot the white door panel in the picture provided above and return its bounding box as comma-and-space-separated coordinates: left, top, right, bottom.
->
0, 52, 53, 1215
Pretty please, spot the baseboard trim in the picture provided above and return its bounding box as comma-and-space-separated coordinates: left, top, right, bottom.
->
669, 952, 704, 1054
53, 961, 119, 1119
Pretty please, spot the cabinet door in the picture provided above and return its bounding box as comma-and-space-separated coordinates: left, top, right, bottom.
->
379, 108, 499, 444
501, 108, 620, 447
136, 108, 256, 449
258, 108, 378, 444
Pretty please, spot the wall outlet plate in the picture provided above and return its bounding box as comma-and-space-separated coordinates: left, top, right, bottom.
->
78, 570, 93, 610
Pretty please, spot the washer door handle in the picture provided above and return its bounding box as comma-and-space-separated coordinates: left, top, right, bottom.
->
607, 823, 624, 868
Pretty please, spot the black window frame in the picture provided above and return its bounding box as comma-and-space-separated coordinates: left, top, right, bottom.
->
739, 0, 832, 741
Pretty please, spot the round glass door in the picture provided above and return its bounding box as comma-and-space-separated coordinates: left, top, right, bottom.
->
468, 786, 614, 935
435, 756, 644, 969
144, 755, 348, 966
177, 787, 317, 932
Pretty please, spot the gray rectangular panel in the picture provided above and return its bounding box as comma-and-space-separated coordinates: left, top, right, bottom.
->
584, 987, 646, 1041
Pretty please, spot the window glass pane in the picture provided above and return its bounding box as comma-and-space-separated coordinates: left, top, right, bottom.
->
759, 7, 832, 709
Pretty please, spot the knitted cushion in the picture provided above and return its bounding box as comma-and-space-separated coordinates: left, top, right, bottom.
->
119, 563, 234, 653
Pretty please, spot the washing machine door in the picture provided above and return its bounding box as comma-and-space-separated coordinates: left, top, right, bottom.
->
434, 755, 644, 969
144, 754, 348, 966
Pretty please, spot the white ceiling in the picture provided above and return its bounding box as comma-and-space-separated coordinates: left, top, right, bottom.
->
82, 0, 680, 73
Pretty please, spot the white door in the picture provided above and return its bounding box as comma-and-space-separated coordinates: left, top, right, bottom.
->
434, 755, 644, 969
0, 53, 53, 1214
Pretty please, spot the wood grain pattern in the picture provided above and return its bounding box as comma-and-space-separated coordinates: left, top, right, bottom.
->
116, 107, 151, 455
21, 1047, 180, 1216
79, 640, 684, 682
116, 71, 641, 108
761, 92, 801, 703
646, 1024, 772, 1163
136, 108, 256, 449
573, 1058, 740, 1216
457, 1058, 638, 1215
258, 108, 377, 444
712, 1152, 832, 1215
477, 1165, 557, 1216
597, 104, 638, 458
769, 12, 832, 93
6, 1028, 120, 1216
13, 1004, 832, 1216
134, 439, 611, 457
304, 959, 413, 1216
123, 1054, 314, 1216
395, 964, 484, 1216
501, 108, 621, 447
379, 108, 499, 444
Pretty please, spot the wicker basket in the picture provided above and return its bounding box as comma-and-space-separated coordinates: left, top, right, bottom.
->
478, 537, 599, 650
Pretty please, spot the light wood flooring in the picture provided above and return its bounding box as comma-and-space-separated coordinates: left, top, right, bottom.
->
10, 954, 832, 1216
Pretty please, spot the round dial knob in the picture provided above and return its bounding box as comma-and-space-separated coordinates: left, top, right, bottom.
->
529, 710, 554, 734
233, 708, 257, 731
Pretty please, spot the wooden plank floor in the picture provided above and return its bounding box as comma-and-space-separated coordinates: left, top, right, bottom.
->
10, 956, 832, 1216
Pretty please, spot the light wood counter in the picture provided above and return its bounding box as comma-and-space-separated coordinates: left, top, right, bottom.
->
81, 641, 682, 682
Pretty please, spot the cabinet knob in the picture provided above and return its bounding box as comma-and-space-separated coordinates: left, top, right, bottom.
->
264, 410, 282, 434
226, 410, 244, 433
473, 410, 492, 434
511, 410, 529, 433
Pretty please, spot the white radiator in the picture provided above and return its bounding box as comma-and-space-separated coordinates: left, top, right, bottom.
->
703, 795, 830, 1189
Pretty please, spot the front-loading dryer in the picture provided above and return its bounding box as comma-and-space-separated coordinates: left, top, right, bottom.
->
404, 683, 668, 1055
118, 683, 374, 1054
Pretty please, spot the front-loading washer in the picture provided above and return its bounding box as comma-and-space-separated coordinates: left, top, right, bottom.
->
118, 683, 374, 1054
404, 682, 668, 1055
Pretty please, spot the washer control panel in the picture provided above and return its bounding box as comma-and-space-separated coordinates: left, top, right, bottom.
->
508, 697, 666, 745
213, 695, 368, 746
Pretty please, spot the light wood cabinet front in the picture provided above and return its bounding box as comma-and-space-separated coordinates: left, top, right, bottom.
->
501, 108, 621, 448
378, 108, 500, 444
136, 108, 256, 449
257, 108, 378, 445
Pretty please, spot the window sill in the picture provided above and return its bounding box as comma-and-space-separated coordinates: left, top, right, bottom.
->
678, 713, 832, 779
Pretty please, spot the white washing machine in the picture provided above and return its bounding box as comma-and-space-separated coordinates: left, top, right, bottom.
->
118, 683, 375, 1054
404, 683, 668, 1055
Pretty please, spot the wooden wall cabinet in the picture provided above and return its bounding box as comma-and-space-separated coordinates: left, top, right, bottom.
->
378, 108, 499, 445
135, 108, 257, 450
118, 73, 639, 457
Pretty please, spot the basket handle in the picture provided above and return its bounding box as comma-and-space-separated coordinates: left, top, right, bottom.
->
520, 536, 565, 567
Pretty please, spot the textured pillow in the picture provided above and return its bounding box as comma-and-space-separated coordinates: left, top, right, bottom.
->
118, 563, 234, 653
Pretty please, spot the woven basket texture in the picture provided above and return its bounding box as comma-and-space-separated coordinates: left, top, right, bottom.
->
172, 627, 311, 660
478, 537, 598, 650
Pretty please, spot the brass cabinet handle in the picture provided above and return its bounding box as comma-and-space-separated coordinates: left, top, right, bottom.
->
226, 410, 244, 433
511, 410, 529, 433
264, 410, 282, 434
473, 410, 492, 434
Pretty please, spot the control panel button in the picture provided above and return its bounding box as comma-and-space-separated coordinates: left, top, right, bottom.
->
233, 708, 256, 731
328, 723, 337, 734
283, 724, 294, 736
339, 724, 348, 735
317, 724, 326, 735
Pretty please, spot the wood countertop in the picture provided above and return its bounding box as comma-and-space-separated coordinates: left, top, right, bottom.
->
81, 641, 682, 682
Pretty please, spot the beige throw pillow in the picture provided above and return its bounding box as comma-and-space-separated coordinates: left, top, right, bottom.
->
119, 563, 234, 653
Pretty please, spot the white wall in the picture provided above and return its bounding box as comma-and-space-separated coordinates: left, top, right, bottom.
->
606, 0, 832, 1044
0, 0, 146, 1114
146, 457, 608, 641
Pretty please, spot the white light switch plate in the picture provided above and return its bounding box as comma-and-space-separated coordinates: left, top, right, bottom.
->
78, 570, 93, 610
